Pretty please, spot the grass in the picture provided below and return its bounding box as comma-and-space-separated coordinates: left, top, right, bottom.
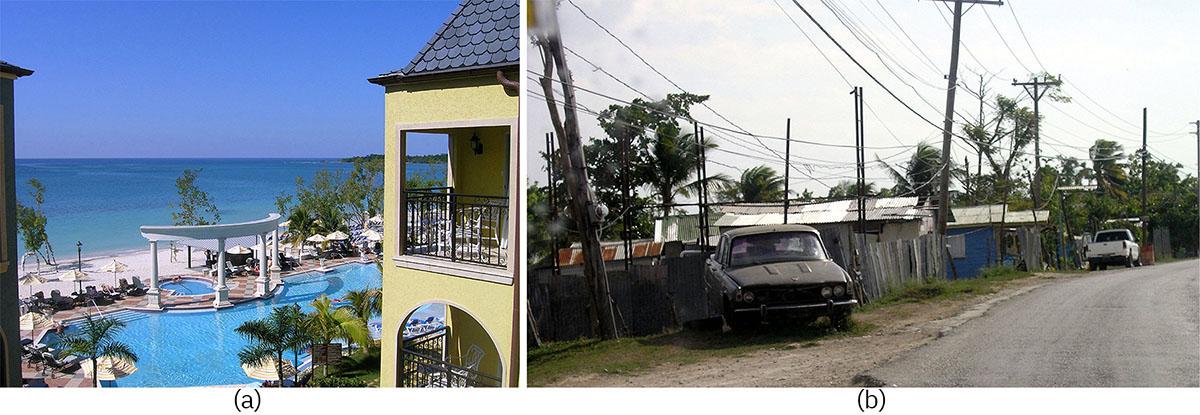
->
310, 347, 381, 387
528, 318, 874, 386
529, 265, 1037, 386
858, 265, 1032, 312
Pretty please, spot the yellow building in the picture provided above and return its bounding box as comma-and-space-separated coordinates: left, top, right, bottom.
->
368, 0, 520, 387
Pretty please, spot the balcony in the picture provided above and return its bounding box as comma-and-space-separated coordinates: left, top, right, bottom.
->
404, 187, 508, 268
398, 326, 501, 387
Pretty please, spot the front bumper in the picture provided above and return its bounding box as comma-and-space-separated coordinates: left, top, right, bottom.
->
732, 299, 858, 317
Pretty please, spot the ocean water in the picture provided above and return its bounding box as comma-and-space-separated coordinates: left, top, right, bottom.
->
14, 158, 444, 259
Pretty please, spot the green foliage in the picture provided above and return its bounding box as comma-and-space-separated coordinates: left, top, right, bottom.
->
879, 141, 943, 197
235, 305, 309, 387
340, 288, 382, 351
171, 169, 220, 226
826, 180, 878, 199
59, 314, 138, 388
306, 295, 370, 376
719, 165, 786, 203
16, 178, 54, 263
309, 376, 369, 388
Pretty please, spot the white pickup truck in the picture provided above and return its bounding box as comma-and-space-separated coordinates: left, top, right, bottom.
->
1085, 229, 1140, 271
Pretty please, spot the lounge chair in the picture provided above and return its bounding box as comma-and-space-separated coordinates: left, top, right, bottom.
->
127, 278, 147, 297
41, 352, 80, 373
85, 286, 114, 306
48, 290, 74, 311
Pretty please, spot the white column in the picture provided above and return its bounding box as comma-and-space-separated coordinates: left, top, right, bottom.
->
271, 229, 282, 272
214, 237, 231, 308
147, 240, 161, 309
256, 233, 269, 297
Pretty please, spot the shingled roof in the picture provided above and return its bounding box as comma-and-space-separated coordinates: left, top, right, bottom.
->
370, 0, 519, 84
0, 60, 34, 77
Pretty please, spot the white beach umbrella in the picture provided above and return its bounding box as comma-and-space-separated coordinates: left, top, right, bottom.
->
97, 260, 129, 284
83, 356, 138, 381
225, 245, 253, 255
360, 229, 383, 242
279, 220, 290, 228
241, 357, 296, 381
325, 231, 349, 241
60, 269, 92, 293
18, 273, 48, 299
20, 312, 56, 331
305, 234, 327, 243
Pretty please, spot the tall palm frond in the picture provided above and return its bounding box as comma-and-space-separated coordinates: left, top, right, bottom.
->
59, 314, 138, 387
719, 165, 786, 203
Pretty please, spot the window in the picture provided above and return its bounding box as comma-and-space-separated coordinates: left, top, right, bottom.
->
1095, 231, 1131, 242
728, 232, 826, 268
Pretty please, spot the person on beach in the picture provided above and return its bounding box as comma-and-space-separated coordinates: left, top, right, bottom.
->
170, 242, 179, 263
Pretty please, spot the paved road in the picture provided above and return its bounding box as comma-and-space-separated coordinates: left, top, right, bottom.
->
867, 259, 1199, 387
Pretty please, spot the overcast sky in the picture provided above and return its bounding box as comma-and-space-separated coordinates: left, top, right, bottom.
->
527, 0, 1199, 201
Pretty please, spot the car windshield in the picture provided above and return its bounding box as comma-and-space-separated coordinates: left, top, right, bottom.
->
1095, 231, 1129, 242
728, 231, 825, 268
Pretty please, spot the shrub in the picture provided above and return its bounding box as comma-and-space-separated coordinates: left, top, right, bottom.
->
309, 376, 370, 388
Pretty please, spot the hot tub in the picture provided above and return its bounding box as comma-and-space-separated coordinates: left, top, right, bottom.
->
160, 279, 215, 296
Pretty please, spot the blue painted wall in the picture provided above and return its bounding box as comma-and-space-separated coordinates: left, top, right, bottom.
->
947, 226, 996, 279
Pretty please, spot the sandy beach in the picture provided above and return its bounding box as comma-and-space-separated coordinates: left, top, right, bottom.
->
17, 245, 223, 298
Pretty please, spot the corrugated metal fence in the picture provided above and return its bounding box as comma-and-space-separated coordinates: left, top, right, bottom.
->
528, 255, 709, 343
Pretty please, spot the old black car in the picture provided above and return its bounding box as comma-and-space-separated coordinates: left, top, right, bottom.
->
704, 224, 857, 330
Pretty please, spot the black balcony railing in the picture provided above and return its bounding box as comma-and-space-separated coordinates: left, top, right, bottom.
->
398, 327, 501, 388
405, 187, 508, 267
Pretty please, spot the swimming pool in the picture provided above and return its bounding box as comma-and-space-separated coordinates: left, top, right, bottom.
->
44, 263, 393, 387
159, 279, 214, 296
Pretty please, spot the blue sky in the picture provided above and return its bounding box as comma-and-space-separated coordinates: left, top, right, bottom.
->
1, 0, 457, 158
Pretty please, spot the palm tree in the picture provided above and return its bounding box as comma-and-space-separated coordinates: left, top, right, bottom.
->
276, 304, 310, 384
826, 179, 878, 198
880, 142, 943, 197
341, 288, 382, 350
719, 165, 786, 203
235, 307, 303, 387
284, 206, 318, 264
643, 129, 732, 216
306, 295, 369, 376
1089, 139, 1128, 199
58, 314, 138, 388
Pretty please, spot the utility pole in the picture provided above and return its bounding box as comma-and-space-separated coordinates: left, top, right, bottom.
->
698, 126, 711, 250
784, 118, 791, 224
534, 2, 618, 340
934, 0, 1003, 237
1192, 120, 1199, 244
1141, 108, 1148, 232
851, 87, 865, 236
1011, 75, 1061, 210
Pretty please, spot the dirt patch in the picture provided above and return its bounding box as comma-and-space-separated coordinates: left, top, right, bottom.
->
543, 272, 1066, 387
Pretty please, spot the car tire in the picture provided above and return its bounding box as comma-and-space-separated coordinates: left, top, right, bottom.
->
1100, 264, 1108, 271
1088, 262, 1096, 271
1125, 254, 1134, 268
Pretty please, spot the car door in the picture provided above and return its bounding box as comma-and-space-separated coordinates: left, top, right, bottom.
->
703, 235, 728, 318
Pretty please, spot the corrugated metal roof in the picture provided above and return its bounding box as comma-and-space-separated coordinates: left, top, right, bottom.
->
712, 197, 930, 226
949, 204, 1049, 227
374, 0, 518, 81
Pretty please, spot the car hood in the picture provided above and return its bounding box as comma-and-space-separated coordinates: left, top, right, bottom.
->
725, 260, 847, 287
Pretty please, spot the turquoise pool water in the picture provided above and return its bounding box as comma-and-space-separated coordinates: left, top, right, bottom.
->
160, 279, 214, 296
43, 262, 412, 387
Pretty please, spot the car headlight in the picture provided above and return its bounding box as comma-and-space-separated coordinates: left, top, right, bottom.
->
743, 291, 756, 302
833, 285, 846, 297
820, 286, 833, 298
